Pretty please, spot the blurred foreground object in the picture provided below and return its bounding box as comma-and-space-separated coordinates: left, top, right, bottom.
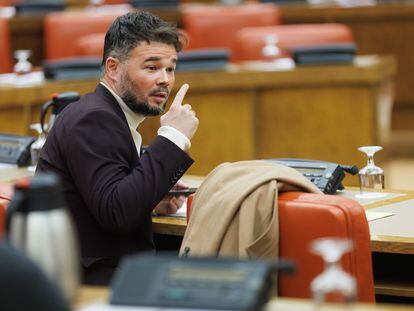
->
110, 253, 294, 310
6, 173, 80, 301
0, 243, 70, 311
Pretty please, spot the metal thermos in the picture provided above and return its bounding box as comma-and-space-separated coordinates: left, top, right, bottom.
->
6, 173, 80, 301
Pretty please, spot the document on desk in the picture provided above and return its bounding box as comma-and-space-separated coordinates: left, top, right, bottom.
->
365, 211, 395, 222
167, 201, 187, 218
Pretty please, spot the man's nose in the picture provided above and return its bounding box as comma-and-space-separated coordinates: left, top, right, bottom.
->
156, 69, 170, 85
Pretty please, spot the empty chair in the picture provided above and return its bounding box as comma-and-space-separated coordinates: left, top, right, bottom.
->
44, 11, 129, 60
75, 33, 106, 58
181, 3, 281, 52
232, 23, 354, 62
0, 182, 12, 239
0, 18, 12, 73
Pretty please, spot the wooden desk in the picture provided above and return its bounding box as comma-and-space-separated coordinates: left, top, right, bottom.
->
280, 2, 414, 130
0, 56, 396, 185
75, 286, 414, 310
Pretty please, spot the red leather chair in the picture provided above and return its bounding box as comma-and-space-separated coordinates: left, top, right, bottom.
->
187, 192, 374, 302
103, 0, 126, 3
0, 0, 13, 6
0, 182, 12, 239
232, 23, 354, 62
75, 33, 106, 58
0, 18, 12, 73
181, 3, 281, 51
44, 11, 129, 60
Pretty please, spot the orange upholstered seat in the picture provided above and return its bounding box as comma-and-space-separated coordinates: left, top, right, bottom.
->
44, 11, 129, 60
0, 0, 13, 6
233, 23, 354, 62
0, 182, 12, 239
75, 33, 106, 58
187, 191, 374, 302
181, 3, 281, 52
0, 18, 12, 73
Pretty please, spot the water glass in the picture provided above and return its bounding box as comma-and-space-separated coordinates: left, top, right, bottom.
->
356, 146, 386, 199
310, 237, 357, 305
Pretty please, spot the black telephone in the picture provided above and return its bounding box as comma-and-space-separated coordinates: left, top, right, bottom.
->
268, 158, 358, 194
110, 254, 295, 311
0, 133, 35, 167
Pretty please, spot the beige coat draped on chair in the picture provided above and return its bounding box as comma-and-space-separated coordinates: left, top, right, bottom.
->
180, 160, 322, 259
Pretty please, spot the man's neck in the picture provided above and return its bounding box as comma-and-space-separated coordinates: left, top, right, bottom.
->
101, 77, 119, 95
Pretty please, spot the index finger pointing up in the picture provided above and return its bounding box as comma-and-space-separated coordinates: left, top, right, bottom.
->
171, 83, 189, 108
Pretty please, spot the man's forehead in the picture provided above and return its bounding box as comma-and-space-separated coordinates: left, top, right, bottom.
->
132, 41, 177, 61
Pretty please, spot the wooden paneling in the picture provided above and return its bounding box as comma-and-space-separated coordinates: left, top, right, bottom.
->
280, 3, 414, 130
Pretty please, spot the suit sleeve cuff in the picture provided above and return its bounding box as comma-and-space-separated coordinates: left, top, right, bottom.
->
157, 126, 191, 151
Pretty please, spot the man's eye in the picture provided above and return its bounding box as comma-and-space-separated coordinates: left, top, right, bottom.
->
147, 66, 157, 71
167, 67, 176, 73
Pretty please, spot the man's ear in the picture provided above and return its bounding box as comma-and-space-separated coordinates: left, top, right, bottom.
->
105, 57, 120, 81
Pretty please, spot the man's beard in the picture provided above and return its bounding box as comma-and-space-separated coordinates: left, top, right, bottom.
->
119, 73, 168, 116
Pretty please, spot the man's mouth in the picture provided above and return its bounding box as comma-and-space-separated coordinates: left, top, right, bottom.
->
151, 92, 168, 99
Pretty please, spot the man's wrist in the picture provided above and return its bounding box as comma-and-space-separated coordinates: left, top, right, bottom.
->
158, 126, 191, 150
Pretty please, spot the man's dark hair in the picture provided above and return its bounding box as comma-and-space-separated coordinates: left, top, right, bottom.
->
102, 11, 186, 66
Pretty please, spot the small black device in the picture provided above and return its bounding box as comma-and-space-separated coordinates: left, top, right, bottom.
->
110, 254, 295, 311
268, 158, 358, 194
0, 133, 35, 167
43, 57, 101, 81
168, 187, 197, 197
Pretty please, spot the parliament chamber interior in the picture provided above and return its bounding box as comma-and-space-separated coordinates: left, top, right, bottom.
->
1, 0, 414, 310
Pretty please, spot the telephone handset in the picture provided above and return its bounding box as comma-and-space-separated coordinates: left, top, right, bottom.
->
0, 133, 35, 167
268, 158, 358, 194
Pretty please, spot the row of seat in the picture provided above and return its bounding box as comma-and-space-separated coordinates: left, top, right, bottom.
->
0, 3, 354, 73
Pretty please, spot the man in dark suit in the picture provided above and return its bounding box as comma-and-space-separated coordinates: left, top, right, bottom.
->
36, 11, 199, 285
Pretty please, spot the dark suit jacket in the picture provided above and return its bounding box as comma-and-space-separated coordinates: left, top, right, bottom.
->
36, 84, 193, 284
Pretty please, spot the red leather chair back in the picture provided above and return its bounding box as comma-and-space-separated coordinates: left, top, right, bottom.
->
0, 182, 12, 240
75, 33, 106, 58
0, 18, 12, 73
186, 191, 374, 302
104, 0, 126, 3
278, 192, 374, 302
0, 0, 13, 6
44, 11, 126, 60
233, 23, 354, 62
181, 3, 281, 51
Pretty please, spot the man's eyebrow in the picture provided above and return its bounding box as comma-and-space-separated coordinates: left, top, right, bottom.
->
144, 56, 177, 63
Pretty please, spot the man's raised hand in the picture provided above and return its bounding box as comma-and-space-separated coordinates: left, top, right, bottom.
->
161, 84, 199, 140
